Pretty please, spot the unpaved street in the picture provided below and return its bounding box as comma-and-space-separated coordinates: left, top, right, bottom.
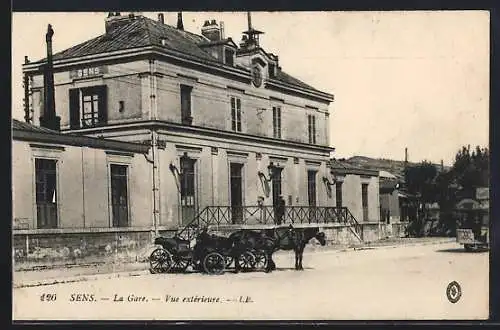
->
13, 242, 489, 320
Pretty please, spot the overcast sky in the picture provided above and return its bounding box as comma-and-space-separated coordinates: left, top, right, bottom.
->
11, 11, 489, 165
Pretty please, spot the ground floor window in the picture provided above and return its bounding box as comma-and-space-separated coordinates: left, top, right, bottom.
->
110, 164, 129, 227
362, 183, 369, 221
307, 170, 317, 207
35, 158, 58, 228
336, 181, 343, 208
180, 155, 197, 224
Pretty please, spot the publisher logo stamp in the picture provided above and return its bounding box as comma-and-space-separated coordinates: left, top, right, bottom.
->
446, 281, 462, 303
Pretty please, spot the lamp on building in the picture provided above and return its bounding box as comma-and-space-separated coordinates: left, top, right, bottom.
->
258, 163, 276, 183
323, 175, 337, 188
169, 162, 182, 177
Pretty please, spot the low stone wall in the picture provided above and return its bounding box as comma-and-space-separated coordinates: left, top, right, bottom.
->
391, 222, 409, 238
208, 222, 381, 245
12, 222, 391, 270
12, 228, 171, 270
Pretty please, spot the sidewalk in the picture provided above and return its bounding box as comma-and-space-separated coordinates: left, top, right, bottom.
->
13, 237, 456, 289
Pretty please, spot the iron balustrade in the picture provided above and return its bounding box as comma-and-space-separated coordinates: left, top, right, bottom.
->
176, 206, 363, 241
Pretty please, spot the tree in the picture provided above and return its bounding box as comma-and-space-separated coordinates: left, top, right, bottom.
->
403, 145, 489, 237
404, 161, 438, 203
451, 145, 489, 198
433, 145, 489, 236
404, 161, 438, 236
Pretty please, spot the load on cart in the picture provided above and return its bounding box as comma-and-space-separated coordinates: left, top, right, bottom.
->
455, 196, 489, 252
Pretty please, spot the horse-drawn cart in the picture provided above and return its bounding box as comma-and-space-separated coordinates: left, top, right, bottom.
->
149, 228, 269, 275
149, 224, 327, 274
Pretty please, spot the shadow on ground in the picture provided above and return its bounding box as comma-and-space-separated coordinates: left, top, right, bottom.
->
436, 248, 489, 254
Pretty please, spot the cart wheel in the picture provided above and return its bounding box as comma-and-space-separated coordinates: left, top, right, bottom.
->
149, 248, 173, 274
203, 252, 226, 275
251, 250, 268, 271
237, 250, 256, 271
171, 258, 190, 272
225, 255, 234, 268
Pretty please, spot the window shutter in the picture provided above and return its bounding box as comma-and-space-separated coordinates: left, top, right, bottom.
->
98, 85, 108, 124
69, 89, 80, 129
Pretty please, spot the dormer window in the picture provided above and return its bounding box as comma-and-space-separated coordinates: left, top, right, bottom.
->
224, 48, 235, 66
268, 63, 276, 78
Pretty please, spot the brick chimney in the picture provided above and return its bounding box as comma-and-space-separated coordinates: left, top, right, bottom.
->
158, 13, 164, 24
40, 24, 60, 131
177, 12, 184, 30
201, 19, 221, 41
105, 12, 130, 34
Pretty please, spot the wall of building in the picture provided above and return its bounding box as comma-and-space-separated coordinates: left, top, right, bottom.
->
29, 58, 330, 148
29, 61, 149, 129
12, 139, 153, 231
380, 190, 401, 223
153, 130, 333, 228
145, 60, 330, 146
337, 174, 380, 223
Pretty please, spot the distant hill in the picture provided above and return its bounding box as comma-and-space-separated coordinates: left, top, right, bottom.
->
344, 155, 450, 181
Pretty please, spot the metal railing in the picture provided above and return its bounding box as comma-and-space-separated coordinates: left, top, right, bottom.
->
176, 205, 363, 241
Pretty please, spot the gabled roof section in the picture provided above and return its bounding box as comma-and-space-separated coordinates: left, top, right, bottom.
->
12, 119, 150, 154
26, 14, 332, 100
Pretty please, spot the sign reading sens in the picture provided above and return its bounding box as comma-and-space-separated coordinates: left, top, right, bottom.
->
70, 66, 107, 80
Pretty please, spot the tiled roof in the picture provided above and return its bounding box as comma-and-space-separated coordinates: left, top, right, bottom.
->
31, 15, 328, 95
329, 159, 379, 176
12, 119, 149, 154
12, 119, 57, 134
273, 70, 322, 93
45, 16, 215, 63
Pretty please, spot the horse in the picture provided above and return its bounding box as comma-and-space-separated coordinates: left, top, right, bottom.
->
283, 226, 326, 270
229, 225, 327, 272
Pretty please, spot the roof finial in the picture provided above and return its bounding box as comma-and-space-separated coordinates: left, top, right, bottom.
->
247, 12, 252, 31
242, 12, 263, 49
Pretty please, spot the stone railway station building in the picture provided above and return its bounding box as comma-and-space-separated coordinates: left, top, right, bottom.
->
13, 13, 384, 264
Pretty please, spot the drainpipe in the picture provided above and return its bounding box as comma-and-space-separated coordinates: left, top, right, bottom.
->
144, 130, 160, 238
23, 56, 31, 123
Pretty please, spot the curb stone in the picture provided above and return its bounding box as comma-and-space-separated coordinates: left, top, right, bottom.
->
13, 269, 150, 289
13, 238, 456, 288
